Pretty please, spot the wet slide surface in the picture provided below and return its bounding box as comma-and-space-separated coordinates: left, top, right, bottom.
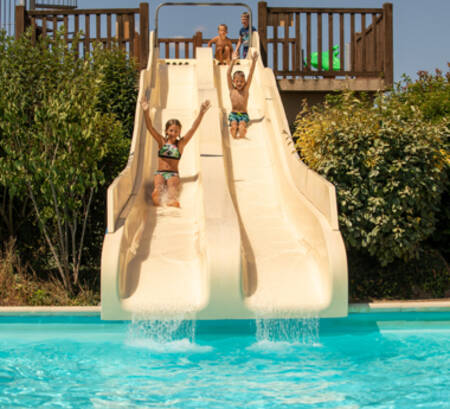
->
216, 62, 325, 312
120, 62, 206, 315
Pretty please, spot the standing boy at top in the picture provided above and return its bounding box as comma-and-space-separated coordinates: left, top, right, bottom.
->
233, 12, 257, 59
227, 51, 258, 139
208, 24, 233, 65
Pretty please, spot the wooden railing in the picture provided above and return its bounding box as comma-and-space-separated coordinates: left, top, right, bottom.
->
14, 1, 393, 84
158, 31, 239, 59
15, 3, 149, 69
258, 2, 393, 86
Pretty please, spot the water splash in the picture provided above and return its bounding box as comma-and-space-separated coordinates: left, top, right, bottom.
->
159, 186, 170, 206
255, 311, 320, 344
125, 313, 212, 353
128, 313, 195, 343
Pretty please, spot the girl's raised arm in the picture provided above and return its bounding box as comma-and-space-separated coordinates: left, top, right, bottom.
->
179, 100, 211, 149
140, 98, 164, 146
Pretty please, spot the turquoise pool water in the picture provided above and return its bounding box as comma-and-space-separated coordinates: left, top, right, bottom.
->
0, 313, 449, 408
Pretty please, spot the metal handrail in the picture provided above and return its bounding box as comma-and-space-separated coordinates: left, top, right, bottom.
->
154, 2, 253, 49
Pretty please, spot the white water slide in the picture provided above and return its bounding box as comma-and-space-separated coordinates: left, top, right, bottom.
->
101, 30, 347, 320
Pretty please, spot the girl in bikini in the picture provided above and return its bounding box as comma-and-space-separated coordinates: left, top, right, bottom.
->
140, 98, 211, 207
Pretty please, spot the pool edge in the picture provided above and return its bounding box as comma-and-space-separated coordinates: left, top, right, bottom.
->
0, 306, 101, 316
349, 300, 450, 313
0, 301, 449, 316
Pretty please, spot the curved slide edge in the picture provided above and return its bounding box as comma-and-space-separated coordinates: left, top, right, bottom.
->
260, 61, 348, 318
101, 32, 158, 320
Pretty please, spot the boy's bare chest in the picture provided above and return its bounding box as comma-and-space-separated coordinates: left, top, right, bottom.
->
229, 89, 248, 110
230, 89, 247, 101
217, 37, 230, 46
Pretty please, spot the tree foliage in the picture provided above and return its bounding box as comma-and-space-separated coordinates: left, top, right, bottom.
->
293, 87, 448, 266
394, 68, 450, 260
94, 45, 139, 139
397, 67, 450, 123
0, 29, 132, 294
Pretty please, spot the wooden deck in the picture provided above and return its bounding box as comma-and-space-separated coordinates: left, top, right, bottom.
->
258, 2, 393, 90
15, 1, 393, 120
15, 2, 149, 70
153, 2, 393, 95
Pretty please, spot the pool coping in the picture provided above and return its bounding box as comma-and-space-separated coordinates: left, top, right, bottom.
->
349, 300, 450, 312
0, 306, 101, 316
0, 300, 449, 316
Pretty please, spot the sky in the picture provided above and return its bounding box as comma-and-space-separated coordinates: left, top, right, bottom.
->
78, 0, 450, 82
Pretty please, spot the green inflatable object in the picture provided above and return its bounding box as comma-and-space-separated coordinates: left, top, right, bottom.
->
308, 45, 341, 71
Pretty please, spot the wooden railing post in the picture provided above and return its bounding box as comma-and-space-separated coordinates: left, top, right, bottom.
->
15, 5, 27, 40
133, 32, 140, 61
193, 31, 203, 58
258, 1, 268, 66
139, 2, 149, 70
383, 2, 393, 86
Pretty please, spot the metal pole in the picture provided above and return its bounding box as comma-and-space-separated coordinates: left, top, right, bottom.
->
9, 0, 11, 35
154, 2, 253, 50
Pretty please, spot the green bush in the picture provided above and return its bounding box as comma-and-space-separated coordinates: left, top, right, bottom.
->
84, 44, 138, 283
397, 67, 450, 123
348, 248, 450, 301
0, 29, 132, 296
0, 239, 100, 306
94, 45, 139, 139
394, 68, 450, 260
294, 91, 447, 266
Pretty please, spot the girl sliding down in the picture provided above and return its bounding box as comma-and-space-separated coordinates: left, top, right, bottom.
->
140, 98, 211, 207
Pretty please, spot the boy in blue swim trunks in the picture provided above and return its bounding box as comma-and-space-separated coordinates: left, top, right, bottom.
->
227, 50, 258, 138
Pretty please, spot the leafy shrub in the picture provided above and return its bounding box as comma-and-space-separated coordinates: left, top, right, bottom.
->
394, 68, 450, 260
397, 67, 450, 123
94, 44, 139, 139
348, 248, 450, 301
0, 29, 132, 295
294, 91, 448, 266
0, 239, 99, 306
83, 45, 138, 282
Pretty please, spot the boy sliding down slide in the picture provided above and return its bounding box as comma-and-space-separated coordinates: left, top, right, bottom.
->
227, 51, 258, 139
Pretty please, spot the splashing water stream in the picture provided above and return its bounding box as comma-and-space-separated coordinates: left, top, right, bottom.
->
127, 312, 196, 348
255, 311, 320, 344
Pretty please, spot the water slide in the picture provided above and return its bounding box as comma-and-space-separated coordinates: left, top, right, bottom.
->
101, 32, 347, 320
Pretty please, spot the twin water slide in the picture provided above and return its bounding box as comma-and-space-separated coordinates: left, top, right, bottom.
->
101, 31, 348, 320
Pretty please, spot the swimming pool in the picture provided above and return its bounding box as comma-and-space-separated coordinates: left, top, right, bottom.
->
1, 312, 449, 408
